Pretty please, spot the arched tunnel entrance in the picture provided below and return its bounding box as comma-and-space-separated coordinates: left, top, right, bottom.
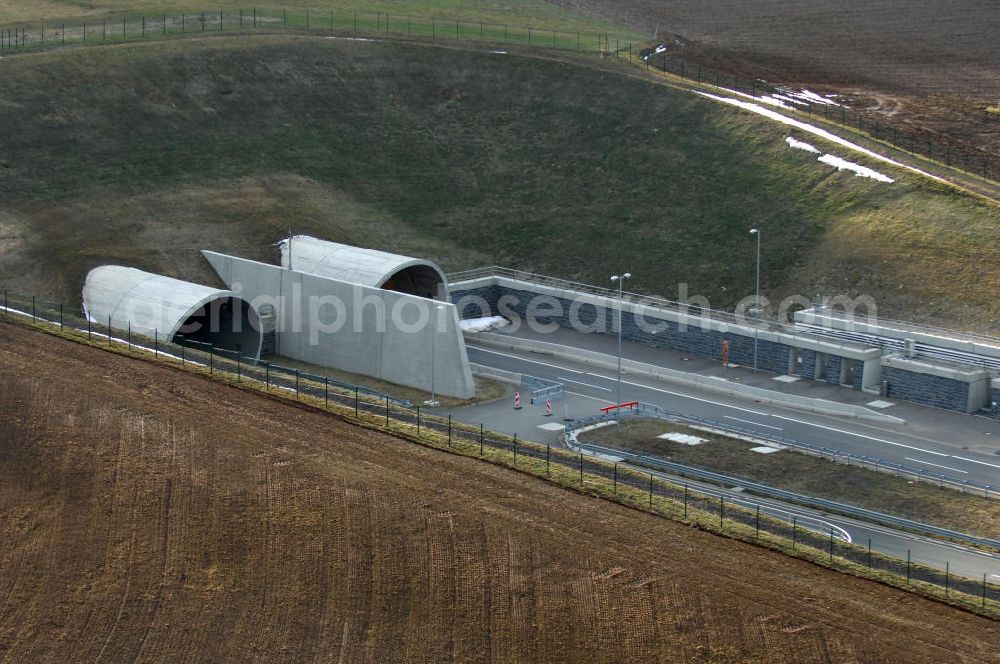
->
173, 296, 262, 358
379, 264, 447, 300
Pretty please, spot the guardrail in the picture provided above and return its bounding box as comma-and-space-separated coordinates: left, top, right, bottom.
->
563, 406, 1000, 550
448, 266, 866, 348
796, 322, 1000, 374
521, 374, 565, 403
630, 401, 995, 498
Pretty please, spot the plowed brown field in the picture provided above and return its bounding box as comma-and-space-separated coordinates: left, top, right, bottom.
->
1, 321, 998, 663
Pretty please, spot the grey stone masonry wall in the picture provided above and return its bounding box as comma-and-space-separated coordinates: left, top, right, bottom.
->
451, 284, 794, 374
883, 366, 970, 411
452, 285, 500, 319
824, 355, 843, 386
794, 349, 817, 378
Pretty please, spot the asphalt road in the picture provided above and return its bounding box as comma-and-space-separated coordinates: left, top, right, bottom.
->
464, 344, 1000, 488
578, 441, 1000, 583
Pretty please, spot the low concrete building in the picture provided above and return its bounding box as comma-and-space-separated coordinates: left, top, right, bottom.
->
82, 265, 262, 358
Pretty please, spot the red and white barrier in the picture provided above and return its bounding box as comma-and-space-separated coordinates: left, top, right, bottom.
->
514, 392, 522, 410
545, 399, 552, 416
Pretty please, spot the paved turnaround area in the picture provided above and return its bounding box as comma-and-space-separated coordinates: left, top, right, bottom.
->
458, 326, 1000, 487
2, 322, 1000, 662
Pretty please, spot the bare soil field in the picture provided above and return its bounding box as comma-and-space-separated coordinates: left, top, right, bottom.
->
551, 0, 1000, 153
1, 322, 999, 662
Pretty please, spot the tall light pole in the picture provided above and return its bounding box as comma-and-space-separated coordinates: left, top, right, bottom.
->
749, 228, 761, 372
425, 304, 447, 407
610, 272, 631, 429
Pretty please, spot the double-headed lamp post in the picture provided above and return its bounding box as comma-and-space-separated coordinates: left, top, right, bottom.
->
610, 272, 631, 429
425, 304, 447, 407
749, 228, 761, 372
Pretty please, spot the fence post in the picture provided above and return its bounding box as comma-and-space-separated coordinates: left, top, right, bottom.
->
547, 445, 551, 476
792, 516, 797, 550
108, 315, 112, 346
867, 539, 872, 568
2, 289, 6, 317
755, 505, 760, 538
906, 550, 911, 583
324, 377, 328, 408
154, 330, 157, 357
181, 343, 184, 366
31, 295, 35, 319
579, 452, 583, 484
829, 528, 834, 562
127, 320, 131, 350
355, 387, 359, 416
236, 353, 241, 381
448, 415, 453, 446
613, 464, 617, 495
386, 396, 390, 424
59, 303, 63, 331
480, 423, 484, 455
945, 562, 950, 596
295, 369, 299, 395
209, 346, 214, 374
648, 473, 653, 506
416, 405, 420, 433
512, 433, 517, 462
265, 362, 269, 389
683, 484, 688, 518
88, 316, 92, 340
719, 495, 724, 528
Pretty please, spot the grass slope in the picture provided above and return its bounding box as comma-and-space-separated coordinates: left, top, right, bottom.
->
0, 36, 997, 329
0, 0, 628, 33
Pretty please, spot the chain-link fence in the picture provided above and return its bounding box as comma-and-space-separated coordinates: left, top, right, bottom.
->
0, 7, 632, 57
2, 287, 998, 617
637, 51, 996, 183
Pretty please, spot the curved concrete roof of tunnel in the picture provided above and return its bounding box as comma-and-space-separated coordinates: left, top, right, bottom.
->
82, 265, 263, 359
279, 236, 449, 301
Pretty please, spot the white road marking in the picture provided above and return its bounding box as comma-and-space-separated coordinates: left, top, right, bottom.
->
903, 457, 969, 474
466, 346, 586, 374
472, 347, 985, 470
564, 391, 614, 404
769, 414, 950, 457
951, 456, 1000, 470
618, 378, 773, 417
557, 376, 612, 391
724, 415, 783, 431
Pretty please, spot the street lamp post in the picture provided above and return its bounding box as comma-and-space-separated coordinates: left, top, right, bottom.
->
750, 228, 761, 372
610, 272, 631, 429
425, 304, 447, 407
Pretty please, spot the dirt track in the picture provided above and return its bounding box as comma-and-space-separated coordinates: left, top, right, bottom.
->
1, 321, 998, 663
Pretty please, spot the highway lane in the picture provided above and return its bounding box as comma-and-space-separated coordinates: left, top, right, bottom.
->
466, 344, 1000, 487
580, 443, 1000, 582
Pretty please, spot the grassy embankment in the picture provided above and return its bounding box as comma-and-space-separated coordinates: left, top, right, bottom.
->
579, 418, 1000, 541
0, 36, 997, 329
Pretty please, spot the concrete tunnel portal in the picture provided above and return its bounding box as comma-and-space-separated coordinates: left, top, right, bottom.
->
82, 266, 263, 359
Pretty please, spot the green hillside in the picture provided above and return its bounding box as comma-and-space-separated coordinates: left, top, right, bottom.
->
0, 36, 997, 329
